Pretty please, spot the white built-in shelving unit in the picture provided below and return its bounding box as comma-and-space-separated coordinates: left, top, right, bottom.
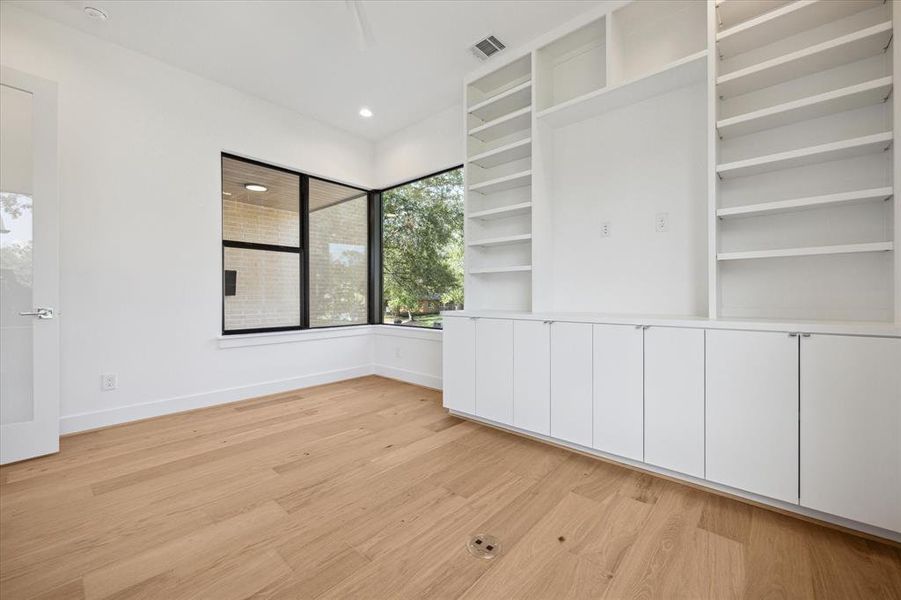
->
463, 0, 899, 325
712, 0, 896, 322
465, 54, 534, 310
452, 0, 901, 541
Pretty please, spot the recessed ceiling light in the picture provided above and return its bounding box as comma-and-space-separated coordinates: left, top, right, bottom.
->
359, 107, 373, 118
244, 183, 268, 192
83, 6, 109, 21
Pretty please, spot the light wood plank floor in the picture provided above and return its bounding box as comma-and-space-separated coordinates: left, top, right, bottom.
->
1, 376, 899, 600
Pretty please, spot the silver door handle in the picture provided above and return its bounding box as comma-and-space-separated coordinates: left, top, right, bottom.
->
19, 307, 53, 319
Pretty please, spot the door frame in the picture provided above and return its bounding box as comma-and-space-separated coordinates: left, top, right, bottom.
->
1, 65, 60, 465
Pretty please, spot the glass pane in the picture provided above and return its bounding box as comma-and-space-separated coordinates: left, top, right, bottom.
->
382, 168, 464, 329
0, 84, 35, 425
308, 179, 368, 327
222, 156, 300, 247
223, 247, 300, 330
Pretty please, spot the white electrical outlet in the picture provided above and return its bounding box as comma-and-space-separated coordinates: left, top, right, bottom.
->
655, 213, 669, 233
600, 222, 611, 237
101, 373, 118, 391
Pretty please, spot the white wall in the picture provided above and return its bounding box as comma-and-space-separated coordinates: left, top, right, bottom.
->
1, 5, 383, 433
546, 83, 708, 316
375, 103, 463, 188
371, 103, 465, 389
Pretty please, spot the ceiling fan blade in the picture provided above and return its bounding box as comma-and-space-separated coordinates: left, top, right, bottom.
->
346, 0, 376, 50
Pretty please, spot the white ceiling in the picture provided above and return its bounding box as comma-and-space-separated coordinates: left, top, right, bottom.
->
14, 0, 604, 140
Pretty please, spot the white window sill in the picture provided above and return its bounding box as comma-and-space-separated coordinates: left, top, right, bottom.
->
372, 324, 443, 341
218, 325, 374, 348
217, 323, 443, 348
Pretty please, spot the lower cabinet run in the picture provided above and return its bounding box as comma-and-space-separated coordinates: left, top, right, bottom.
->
441, 314, 901, 537
550, 322, 593, 447
474, 319, 514, 424
706, 329, 799, 504
644, 327, 705, 479
512, 320, 550, 435
592, 324, 643, 461
800, 334, 901, 533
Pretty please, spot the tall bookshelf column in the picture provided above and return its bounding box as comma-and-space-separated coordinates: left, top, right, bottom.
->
712, 0, 895, 322
464, 55, 534, 311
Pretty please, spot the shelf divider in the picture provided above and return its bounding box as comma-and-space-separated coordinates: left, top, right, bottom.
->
716, 0, 883, 58
468, 233, 533, 248
468, 106, 531, 142
468, 170, 532, 195
468, 138, 532, 169
717, 77, 893, 139
716, 21, 893, 98
468, 80, 532, 122
469, 265, 533, 274
537, 50, 707, 128
716, 132, 892, 179
717, 241, 893, 261
469, 201, 532, 220
717, 187, 893, 218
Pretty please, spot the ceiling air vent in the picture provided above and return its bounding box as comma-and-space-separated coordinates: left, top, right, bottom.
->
471, 35, 506, 60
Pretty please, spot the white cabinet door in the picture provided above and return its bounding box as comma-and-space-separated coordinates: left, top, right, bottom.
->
644, 327, 705, 478
550, 322, 593, 447
592, 324, 643, 461
442, 317, 475, 414
475, 318, 514, 424
706, 330, 799, 503
801, 335, 901, 533
513, 320, 550, 435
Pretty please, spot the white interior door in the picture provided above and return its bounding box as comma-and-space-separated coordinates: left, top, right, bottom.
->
0, 66, 59, 465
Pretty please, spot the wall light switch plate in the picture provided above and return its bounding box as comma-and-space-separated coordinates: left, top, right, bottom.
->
655, 213, 669, 233
101, 373, 118, 391
601, 222, 611, 237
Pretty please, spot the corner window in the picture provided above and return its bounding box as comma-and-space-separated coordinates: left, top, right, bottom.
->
221, 154, 370, 334
308, 178, 369, 327
381, 167, 464, 329
222, 156, 301, 333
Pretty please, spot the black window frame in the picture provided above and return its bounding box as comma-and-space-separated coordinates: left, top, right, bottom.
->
377, 164, 465, 330
221, 153, 374, 335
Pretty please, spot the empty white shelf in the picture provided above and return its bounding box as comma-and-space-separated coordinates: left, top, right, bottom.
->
717, 77, 893, 138
468, 81, 532, 122
717, 187, 893, 218
469, 202, 532, 220
538, 51, 708, 128
469, 138, 532, 169
468, 170, 532, 195
469, 265, 533, 274
717, 21, 893, 98
716, 132, 892, 179
715, 0, 791, 29
718, 242, 893, 261
468, 106, 531, 142
468, 233, 533, 248
717, 0, 882, 58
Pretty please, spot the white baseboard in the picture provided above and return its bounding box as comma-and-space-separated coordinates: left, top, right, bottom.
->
373, 363, 442, 390
59, 365, 374, 434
